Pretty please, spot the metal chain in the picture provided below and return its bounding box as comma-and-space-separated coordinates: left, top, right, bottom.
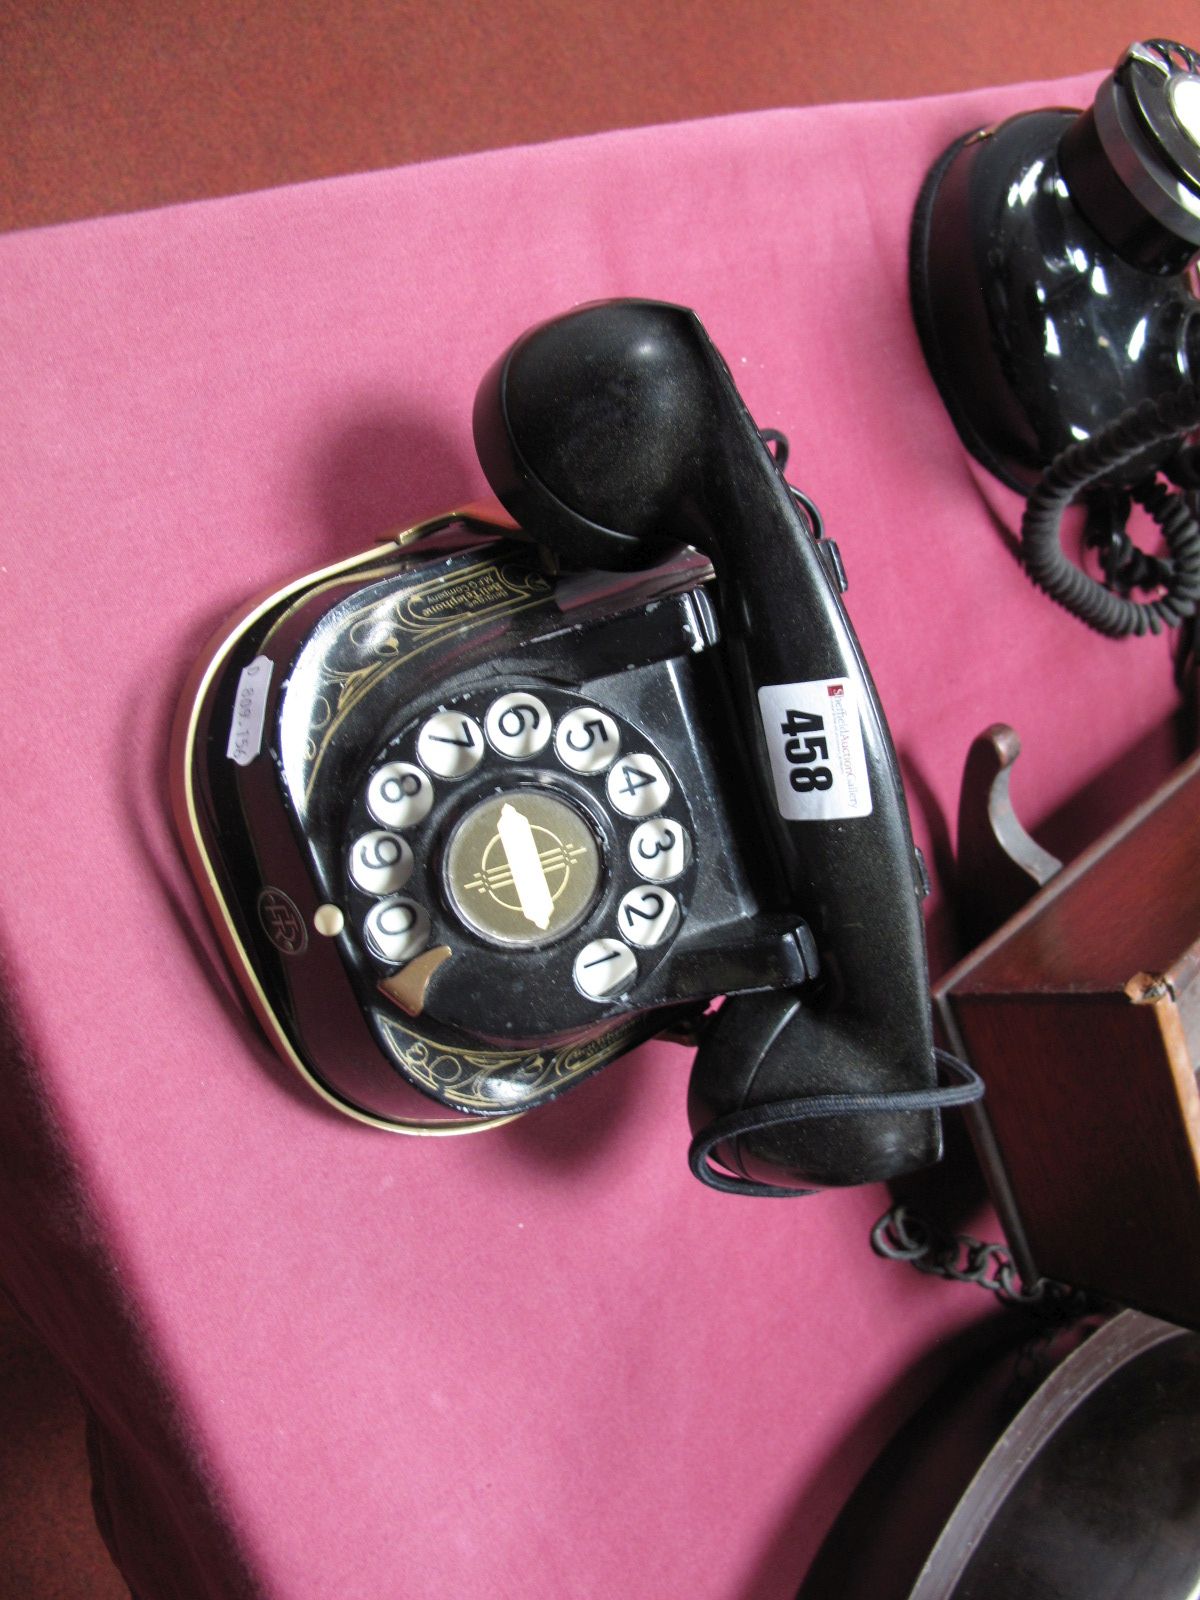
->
870, 1203, 1094, 1319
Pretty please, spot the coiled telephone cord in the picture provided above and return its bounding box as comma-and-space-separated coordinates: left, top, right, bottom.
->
1021, 385, 1200, 636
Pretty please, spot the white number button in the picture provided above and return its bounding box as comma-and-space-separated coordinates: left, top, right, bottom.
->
617, 887, 679, 948
364, 898, 430, 964
607, 754, 671, 817
417, 712, 484, 778
485, 693, 552, 759
574, 938, 638, 999
366, 762, 434, 830
628, 819, 691, 882
554, 707, 620, 773
349, 830, 414, 895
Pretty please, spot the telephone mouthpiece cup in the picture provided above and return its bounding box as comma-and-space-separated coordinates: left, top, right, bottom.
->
910, 38, 1200, 491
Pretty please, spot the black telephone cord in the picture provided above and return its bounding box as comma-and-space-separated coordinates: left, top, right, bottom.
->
688, 1049, 984, 1198
1021, 385, 1200, 636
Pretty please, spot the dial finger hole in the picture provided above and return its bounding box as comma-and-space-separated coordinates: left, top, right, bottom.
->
617, 886, 678, 948
574, 938, 638, 999
485, 692, 552, 759
417, 712, 485, 778
628, 819, 691, 882
366, 762, 434, 829
607, 753, 671, 817
349, 830, 414, 895
364, 897, 430, 964
554, 707, 621, 773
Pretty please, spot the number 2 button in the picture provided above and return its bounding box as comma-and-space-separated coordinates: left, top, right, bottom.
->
617, 887, 678, 948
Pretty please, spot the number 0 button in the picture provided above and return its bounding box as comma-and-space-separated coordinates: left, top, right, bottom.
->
350, 831, 414, 895
574, 938, 638, 999
607, 754, 671, 817
417, 712, 484, 778
628, 819, 690, 882
364, 898, 430, 964
485, 693, 551, 759
555, 707, 620, 773
618, 886, 678, 948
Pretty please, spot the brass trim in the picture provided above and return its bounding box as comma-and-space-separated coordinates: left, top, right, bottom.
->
378, 946, 453, 1017
169, 511, 526, 1135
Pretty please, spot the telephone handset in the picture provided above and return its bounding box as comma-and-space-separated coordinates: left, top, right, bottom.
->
173, 298, 969, 1195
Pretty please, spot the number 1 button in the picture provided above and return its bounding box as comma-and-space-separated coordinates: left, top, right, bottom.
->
574, 938, 638, 999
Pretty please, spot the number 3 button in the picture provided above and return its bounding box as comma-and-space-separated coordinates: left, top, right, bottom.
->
628, 819, 690, 882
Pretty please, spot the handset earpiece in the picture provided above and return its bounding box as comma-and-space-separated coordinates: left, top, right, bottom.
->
474, 299, 948, 1193
472, 300, 714, 571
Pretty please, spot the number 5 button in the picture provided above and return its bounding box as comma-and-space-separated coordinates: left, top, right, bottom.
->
628, 819, 690, 882
607, 753, 670, 817
554, 707, 620, 773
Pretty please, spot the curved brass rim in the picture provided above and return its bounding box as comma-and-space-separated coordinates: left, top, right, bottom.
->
169, 510, 526, 1135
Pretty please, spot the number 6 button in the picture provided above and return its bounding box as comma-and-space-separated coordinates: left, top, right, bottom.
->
617, 886, 678, 948
485, 692, 551, 759
607, 754, 671, 817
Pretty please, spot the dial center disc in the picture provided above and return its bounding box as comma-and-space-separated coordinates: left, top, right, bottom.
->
443, 787, 602, 948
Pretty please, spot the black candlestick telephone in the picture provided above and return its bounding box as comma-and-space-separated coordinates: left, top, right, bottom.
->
173, 299, 977, 1195
911, 39, 1200, 639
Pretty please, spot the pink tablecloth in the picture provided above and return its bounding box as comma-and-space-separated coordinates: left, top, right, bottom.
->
0, 71, 1182, 1598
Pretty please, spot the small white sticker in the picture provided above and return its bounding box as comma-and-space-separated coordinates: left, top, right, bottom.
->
757, 678, 873, 821
226, 656, 273, 767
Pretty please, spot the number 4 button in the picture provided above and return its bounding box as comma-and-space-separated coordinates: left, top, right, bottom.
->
606, 753, 670, 817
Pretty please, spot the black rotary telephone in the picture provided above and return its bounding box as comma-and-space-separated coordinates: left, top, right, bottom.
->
173, 299, 975, 1195
911, 39, 1200, 638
